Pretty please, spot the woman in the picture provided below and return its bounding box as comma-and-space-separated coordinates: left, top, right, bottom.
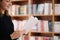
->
0, 0, 25, 40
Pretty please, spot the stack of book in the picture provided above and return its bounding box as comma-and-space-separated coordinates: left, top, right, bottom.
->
8, 3, 53, 16
12, 19, 52, 32
8, 5, 28, 16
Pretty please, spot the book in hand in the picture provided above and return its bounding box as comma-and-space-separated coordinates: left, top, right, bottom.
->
20, 16, 38, 34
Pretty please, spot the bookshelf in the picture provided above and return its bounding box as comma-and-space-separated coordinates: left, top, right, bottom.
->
54, 0, 60, 40
9, 0, 60, 40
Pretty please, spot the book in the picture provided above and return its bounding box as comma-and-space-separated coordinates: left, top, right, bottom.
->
11, 5, 16, 15
8, 5, 28, 16
19, 5, 28, 15
33, 4, 37, 14
30, 36, 35, 40
12, 20, 19, 31
23, 35, 29, 40
48, 21, 52, 32
54, 36, 60, 40
41, 20, 49, 32
21, 16, 38, 34
16, 5, 20, 15
28, 4, 33, 14
54, 21, 60, 33
37, 4, 44, 14
37, 20, 41, 32
44, 20, 49, 32
49, 3, 53, 15
44, 3, 49, 15
54, 36, 59, 40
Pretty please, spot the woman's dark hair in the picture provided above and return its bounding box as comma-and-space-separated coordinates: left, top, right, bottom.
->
0, 0, 2, 2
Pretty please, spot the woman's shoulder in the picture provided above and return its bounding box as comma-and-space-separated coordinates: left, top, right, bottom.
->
0, 14, 3, 19
0, 13, 11, 19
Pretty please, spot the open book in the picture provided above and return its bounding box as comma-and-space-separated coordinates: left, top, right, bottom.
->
20, 16, 38, 34
17, 16, 38, 40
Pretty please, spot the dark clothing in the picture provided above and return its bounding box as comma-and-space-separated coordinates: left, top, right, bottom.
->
0, 13, 16, 40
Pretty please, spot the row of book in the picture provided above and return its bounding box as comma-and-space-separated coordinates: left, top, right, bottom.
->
8, 3, 53, 16
8, 3, 60, 16
12, 20, 52, 32
32, 3, 52, 15
8, 5, 28, 15
12, 20, 60, 33
17, 36, 53, 40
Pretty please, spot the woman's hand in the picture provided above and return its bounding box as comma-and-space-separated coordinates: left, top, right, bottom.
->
10, 30, 26, 40
10, 30, 20, 39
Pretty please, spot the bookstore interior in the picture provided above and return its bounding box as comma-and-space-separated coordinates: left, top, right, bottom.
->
8, 0, 60, 40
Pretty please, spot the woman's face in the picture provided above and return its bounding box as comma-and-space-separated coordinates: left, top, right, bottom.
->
0, 0, 12, 11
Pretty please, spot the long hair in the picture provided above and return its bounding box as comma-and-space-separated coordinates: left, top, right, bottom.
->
0, 0, 2, 7
0, 0, 2, 2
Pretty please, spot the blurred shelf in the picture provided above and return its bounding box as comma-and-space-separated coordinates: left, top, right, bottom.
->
54, 14, 60, 16
31, 31, 53, 33
12, 0, 28, 2
30, 31, 53, 37
31, 14, 53, 16
12, 0, 28, 5
32, 14, 52, 20
10, 14, 53, 17
11, 15, 29, 17
54, 16, 60, 21
54, 0, 60, 4
32, 0, 52, 4
11, 15, 29, 20
10, 14, 52, 20
54, 33, 60, 36
54, 33, 60, 34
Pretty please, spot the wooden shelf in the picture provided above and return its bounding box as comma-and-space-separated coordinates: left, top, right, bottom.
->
14, 14, 53, 16
54, 16, 60, 21
10, 15, 29, 16
11, 15, 29, 20
32, 0, 52, 4
54, 33, 60, 34
10, 14, 53, 17
54, 0, 60, 4
30, 32, 53, 37
54, 15, 60, 16
10, 14, 52, 20
12, 0, 28, 2
54, 33, 60, 36
31, 14, 53, 16
31, 31, 53, 33
12, 0, 28, 5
